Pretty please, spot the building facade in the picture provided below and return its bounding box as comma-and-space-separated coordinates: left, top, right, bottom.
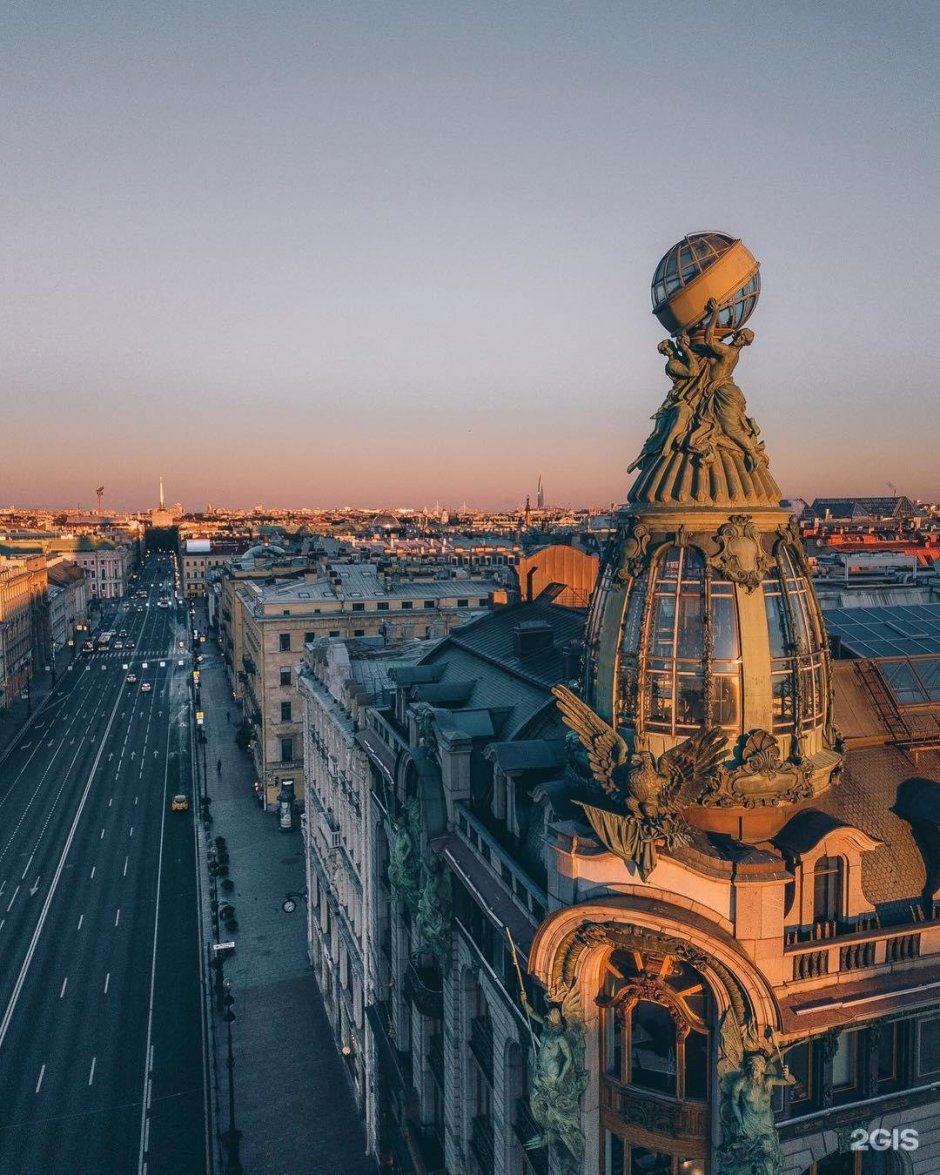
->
0, 555, 48, 708
302, 236, 940, 1175
46, 558, 89, 655
235, 564, 499, 810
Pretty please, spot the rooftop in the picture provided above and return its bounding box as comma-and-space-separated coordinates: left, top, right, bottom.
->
825, 603, 940, 658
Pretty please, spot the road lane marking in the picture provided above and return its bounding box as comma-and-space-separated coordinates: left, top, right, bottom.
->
88, 1056, 96, 1085
104, 972, 110, 994
20, 854, 33, 880
114, 908, 120, 926
6, 886, 19, 912
100, 828, 105, 839
0, 679, 127, 1056
0, 880, 5, 896
60, 977, 68, 998
77, 914, 83, 930
137, 711, 173, 1175
29, 876, 40, 896
108, 797, 113, 807
35, 1064, 45, 1093
129, 826, 134, 837
90, 866, 96, 879
123, 856, 129, 877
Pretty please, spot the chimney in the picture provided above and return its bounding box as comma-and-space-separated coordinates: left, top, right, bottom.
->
513, 620, 554, 659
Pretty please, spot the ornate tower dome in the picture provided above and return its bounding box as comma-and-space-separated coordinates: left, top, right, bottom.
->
556, 234, 843, 877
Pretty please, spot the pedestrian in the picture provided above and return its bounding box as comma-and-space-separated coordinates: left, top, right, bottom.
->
217, 758, 222, 775
226, 711, 230, 724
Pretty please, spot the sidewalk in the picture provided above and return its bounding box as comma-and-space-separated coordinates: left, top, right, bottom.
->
196, 621, 377, 1175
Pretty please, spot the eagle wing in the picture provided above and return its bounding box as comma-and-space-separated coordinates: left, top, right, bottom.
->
552, 685, 628, 797
658, 726, 727, 808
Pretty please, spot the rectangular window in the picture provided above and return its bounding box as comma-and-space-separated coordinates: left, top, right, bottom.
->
279, 633, 291, 651
377, 602, 389, 611
281, 701, 292, 722
604, 1130, 625, 1175
832, 1030, 857, 1091
280, 667, 291, 686
401, 600, 413, 610
877, 1022, 898, 1084
329, 630, 340, 638
304, 632, 315, 643
280, 737, 293, 763
424, 600, 435, 609
351, 602, 365, 612
918, 1016, 940, 1078
787, 1041, 811, 1104
457, 599, 469, 608
354, 629, 364, 637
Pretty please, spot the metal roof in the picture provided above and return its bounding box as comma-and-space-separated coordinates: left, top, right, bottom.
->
824, 604, 940, 658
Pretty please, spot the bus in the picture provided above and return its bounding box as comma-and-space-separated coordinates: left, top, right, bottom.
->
95, 630, 114, 651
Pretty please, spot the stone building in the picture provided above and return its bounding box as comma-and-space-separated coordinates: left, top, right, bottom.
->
298, 636, 430, 1155
0, 555, 48, 708
179, 539, 249, 598
233, 564, 499, 810
304, 236, 940, 1175
61, 538, 133, 600
46, 558, 89, 655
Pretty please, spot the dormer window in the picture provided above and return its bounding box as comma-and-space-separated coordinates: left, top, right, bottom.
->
813, 855, 844, 924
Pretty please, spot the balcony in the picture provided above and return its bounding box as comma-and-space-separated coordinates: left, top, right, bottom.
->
470, 1114, 494, 1175
469, 1016, 493, 1085
600, 1077, 710, 1139
404, 955, 444, 1019
786, 923, 932, 983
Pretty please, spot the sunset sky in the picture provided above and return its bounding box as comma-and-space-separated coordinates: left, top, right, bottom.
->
2, 2, 938, 512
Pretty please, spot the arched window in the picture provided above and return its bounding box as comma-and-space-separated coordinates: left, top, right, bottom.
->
634, 545, 742, 735
600, 949, 711, 1103
813, 856, 844, 924
762, 547, 826, 735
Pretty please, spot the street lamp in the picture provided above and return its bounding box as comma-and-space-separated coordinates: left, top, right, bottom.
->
221, 979, 241, 1173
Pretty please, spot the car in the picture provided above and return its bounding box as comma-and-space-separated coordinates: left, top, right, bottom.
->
125, 642, 135, 650
170, 794, 189, 812
114, 641, 123, 650
126, 673, 137, 683
141, 682, 152, 693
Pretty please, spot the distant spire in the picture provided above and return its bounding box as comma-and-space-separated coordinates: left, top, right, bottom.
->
537, 474, 544, 509
159, 477, 165, 509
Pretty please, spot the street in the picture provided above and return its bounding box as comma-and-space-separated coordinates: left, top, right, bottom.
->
0, 557, 207, 1175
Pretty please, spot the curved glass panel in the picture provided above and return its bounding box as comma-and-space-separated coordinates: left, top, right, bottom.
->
650, 232, 735, 309
618, 568, 650, 722
761, 550, 825, 733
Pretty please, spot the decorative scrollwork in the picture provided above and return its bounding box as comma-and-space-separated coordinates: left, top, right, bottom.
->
711, 514, 772, 591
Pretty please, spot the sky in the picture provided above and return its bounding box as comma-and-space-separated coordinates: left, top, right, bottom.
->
2, 1, 938, 512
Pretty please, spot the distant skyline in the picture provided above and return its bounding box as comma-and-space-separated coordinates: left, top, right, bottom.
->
3, 2, 938, 511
